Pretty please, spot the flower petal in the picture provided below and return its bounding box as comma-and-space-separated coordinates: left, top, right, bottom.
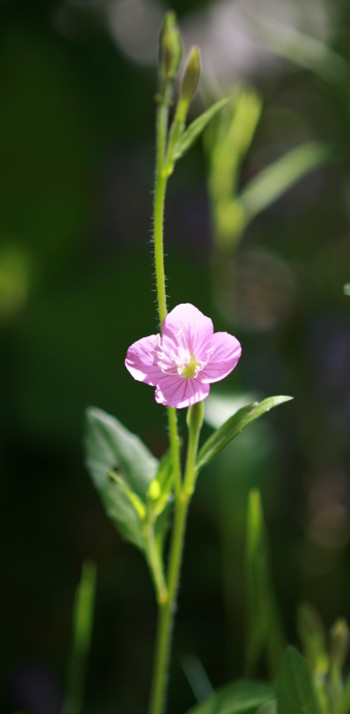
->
155, 375, 210, 409
162, 303, 213, 358
125, 334, 163, 385
200, 332, 242, 383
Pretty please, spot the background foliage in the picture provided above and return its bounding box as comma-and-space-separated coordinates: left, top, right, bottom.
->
1, 0, 350, 712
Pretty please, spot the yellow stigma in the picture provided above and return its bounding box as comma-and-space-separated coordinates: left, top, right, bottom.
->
181, 355, 201, 379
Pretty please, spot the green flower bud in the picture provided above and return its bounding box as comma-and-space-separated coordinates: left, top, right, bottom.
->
159, 11, 183, 81
186, 400, 204, 434
180, 46, 201, 103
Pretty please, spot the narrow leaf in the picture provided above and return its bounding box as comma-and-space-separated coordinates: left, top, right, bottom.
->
245, 490, 285, 678
85, 408, 158, 549
239, 142, 333, 226
197, 396, 292, 471
185, 680, 274, 714
252, 16, 350, 92
173, 96, 230, 161
276, 647, 320, 714
63, 560, 96, 714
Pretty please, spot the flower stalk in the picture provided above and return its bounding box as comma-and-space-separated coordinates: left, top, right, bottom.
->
149, 16, 199, 714
141, 13, 238, 714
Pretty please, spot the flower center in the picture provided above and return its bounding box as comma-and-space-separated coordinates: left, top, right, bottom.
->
180, 354, 202, 379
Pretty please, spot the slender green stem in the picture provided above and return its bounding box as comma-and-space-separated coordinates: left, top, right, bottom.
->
153, 85, 182, 499
145, 517, 168, 605
149, 405, 203, 714
149, 66, 203, 714
183, 403, 203, 497
148, 494, 189, 714
167, 407, 182, 499
154, 84, 171, 326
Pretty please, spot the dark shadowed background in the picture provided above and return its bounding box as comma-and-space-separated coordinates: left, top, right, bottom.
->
1, 0, 350, 712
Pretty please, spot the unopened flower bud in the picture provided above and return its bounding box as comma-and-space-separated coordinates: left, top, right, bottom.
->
159, 11, 182, 81
180, 46, 201, 103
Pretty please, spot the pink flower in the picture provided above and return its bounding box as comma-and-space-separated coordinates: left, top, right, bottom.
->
125, 303, 241, 409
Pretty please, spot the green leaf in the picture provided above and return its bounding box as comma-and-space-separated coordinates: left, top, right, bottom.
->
276, 647, 320, 714
297, 604, 328, 678
256, 703, 277, 714
252, 16, 350, 93
197, 395, 292, 471
147, 450, 174, 516
85, 408, 158, 550
148, 451, 175, 551
245, 490, 285, 678
63, 560, 96, 714
185, 680, 274, 714
173, 96, 230, 161
239, 142, 334, 227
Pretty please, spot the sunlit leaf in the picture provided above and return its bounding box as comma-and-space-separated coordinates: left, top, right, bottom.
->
185, 680, 274, 714
85, 408, 158, 550
276, 647, 320, 714
239, 142, 333, 227
173, 96, 230, 161
197, 396, 292, 471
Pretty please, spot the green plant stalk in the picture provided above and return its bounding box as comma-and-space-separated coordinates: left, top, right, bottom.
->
149, 406, 203, 714
153, 81, 182, 498
149, 66, 203, 714
145, 516, 168, 605
148, 493, 189, 714
154, 84, 171, 327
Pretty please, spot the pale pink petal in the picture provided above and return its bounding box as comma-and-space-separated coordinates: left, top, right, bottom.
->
155, 375, 210, 409
125, 335, 163, 385
162, 303, 213, 358
200, 332, 242, 384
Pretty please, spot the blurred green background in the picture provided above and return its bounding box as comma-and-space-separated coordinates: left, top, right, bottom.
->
1, 0, 350, 712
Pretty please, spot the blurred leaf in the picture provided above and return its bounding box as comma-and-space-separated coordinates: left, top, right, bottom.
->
341, 676, 350, 714
245, 490, 285, 678
173, 96, 230, 161
182, 654, 214, 704
63, 560, 97, 714
0, 244, 29, 322
205, 86, 262, 247
185, 680, 274, 714
256, 703, 277, 714
251, 16, 350, 93
239, 143, 334, 227
297, 604, 328, 677
276, 647, 320, 714
197, 396, 292, 471
85, 408, 158, 550
344, 284, 350, 296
